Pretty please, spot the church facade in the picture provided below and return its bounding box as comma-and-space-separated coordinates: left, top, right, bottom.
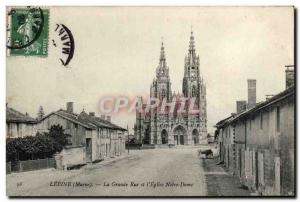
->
134, 31, 207, 146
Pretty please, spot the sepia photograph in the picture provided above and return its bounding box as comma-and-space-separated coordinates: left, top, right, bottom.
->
5, 6, 295, 197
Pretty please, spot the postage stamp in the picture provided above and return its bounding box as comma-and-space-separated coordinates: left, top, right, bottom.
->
7, 7, 49, 56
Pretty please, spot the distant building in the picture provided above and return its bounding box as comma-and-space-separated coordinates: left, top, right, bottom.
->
134, 31, 207, 146
215, 67, 295, 196
207, 133, 215, 143
6, 102, 127, 170
37, 102, 126, 168
6, 106, 37, 138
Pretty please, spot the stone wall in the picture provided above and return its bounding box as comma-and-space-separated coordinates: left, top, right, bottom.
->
60, 146, 85, 169
234, 94, 294, 195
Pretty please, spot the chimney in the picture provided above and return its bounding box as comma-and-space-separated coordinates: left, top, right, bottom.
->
106, 116, 111, 122
89, 112, 95, 117
247, 79, 256, 109
66, 102, 74, 113
285, 65, 294, 89
101, 115, 106, 120
236, 100, 247, 113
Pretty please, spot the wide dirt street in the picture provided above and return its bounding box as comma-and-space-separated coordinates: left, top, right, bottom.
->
7, 146, 250, 197
7, 147, 207, 196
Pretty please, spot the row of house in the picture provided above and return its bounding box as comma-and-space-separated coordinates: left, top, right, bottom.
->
6, 102, 127, 169
215, 67, 295, 196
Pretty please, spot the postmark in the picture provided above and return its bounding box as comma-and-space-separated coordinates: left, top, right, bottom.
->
7, 7, 49, 56
52, 24, 75, 66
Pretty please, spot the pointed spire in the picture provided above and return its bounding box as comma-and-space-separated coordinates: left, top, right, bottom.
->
159, 38, 166, 63
156, 38, 170, 80
189, 27, 195, 54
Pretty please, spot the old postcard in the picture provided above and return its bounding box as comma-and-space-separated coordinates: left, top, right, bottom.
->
6, 6, 295, 197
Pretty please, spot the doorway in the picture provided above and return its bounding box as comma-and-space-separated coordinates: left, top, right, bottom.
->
86, 138, 92, 163
180, 135, 184, 145
161, 129, 168, 144
173, 125, 187, 145
192, 129, 200, 144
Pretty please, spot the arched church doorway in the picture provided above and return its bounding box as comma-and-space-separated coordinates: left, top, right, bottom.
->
192, 129, 200, 145
173, 125, 187, 145
161, 129, 168, 144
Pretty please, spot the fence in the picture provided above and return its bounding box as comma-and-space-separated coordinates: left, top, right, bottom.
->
7, 158, 56, 173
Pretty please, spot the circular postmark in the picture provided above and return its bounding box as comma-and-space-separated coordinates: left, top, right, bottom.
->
7, 7, 45, 50
52, 24, 75, 66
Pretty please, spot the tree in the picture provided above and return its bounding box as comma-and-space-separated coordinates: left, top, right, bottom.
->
37, 106, 45, 120
6, 124, 70, 162
47, 124, 70, 147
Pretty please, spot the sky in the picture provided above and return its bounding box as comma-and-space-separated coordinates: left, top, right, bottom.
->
6, 6, 294, 134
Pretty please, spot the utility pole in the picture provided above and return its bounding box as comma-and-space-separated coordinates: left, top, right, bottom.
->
127, 125, 129, 154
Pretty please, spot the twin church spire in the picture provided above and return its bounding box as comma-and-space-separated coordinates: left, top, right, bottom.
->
158, 31, 196, 63
151, 29, 203, 101
156, 29, 200, 80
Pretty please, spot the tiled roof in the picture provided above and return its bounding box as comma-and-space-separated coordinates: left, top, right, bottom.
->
6, 106, 127, 131
215, 86, 295, 128
6, 107, 36, 123
42, 109, 126, 131
55, 110, 97, 129
93, 116, 126, 131
78, 111, 126, 131
230, 86, 294, 123
215, 115, 234, 128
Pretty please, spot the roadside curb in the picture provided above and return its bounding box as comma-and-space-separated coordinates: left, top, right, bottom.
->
83, 154, 135, 171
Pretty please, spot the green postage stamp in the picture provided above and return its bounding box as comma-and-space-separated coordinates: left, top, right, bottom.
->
7, 7, 49, 56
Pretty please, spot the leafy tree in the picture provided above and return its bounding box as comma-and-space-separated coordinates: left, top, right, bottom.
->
6, 124, 70, 162
47, 124, 70, 147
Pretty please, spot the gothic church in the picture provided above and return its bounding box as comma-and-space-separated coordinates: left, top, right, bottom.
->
134, 31, 207, 146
